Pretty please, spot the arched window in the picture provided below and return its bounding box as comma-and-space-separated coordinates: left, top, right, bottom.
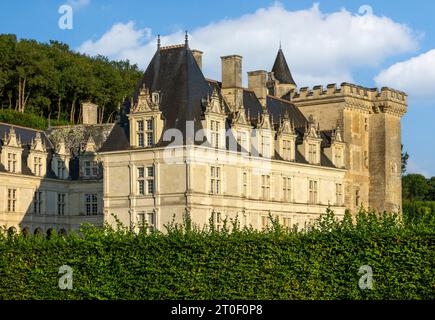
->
46, 228, 54, 239
7, 227, 17, 237
59, 229, 67, 238
34, 228, 43, 237
21, 227, 30, 237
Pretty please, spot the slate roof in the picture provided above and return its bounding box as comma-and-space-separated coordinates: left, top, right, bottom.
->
272, 49, 297, 86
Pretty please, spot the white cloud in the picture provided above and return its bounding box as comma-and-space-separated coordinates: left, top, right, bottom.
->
77, 3, 418, 87
67, 0, 90, 9
375, 49, 435, 99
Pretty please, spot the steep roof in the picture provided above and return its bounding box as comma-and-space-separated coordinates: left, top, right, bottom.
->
0, 123, 53, 149
271, 49, 296, 86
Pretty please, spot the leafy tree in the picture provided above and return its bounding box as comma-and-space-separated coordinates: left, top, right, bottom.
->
401, 144, 409, 174
402, 174, 430, 201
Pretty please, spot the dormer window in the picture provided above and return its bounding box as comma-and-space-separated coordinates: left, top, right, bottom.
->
308, 143, 318, 164
237, 131, 248, 152
261, 134, 271, 158
33, 157, 43, 176
146, 119, 154, 147
57, 160, 66, 179
334, 147, 343, 168
152, 92, 160, 104
84, 161, 98, 177
7, 153, 17, 173
137, 120, 144, 147
210, 120, 220, 149
282, 139, 292, 161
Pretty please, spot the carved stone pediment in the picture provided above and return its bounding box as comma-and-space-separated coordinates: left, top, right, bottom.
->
132, 85, 160, 113
4, 127, 22, 148
305, 115, 320, 139
30, 132, 45, 152
204, 88, 225, 114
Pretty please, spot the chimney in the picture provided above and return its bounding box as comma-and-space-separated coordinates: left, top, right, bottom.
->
82, 102, 98, 125
191, 49, 203, 71
248, 70, 268, 105
221, 55, 242, 89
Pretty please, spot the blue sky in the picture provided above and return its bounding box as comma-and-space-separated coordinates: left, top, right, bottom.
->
0, 0, 434, 177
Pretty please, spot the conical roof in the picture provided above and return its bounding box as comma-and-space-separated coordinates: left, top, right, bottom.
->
272, 49, 296, 86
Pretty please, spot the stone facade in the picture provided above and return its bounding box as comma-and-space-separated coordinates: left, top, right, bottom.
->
0, 41, 406, 236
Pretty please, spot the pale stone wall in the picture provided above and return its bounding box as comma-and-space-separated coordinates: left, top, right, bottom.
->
101, 146, 346, 232
0, 172, 103, 235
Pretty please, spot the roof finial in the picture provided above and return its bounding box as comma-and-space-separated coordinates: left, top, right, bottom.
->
279, 40, 282, 50
185, 30, 189, 47
157, 34, 161, 49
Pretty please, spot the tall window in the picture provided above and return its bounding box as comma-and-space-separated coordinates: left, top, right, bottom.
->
261, 135, 271, 157
283, 217, 291, 229
261, 215, 269, 231
261, 175, 271, 200
57, 160, 66, 178
308, 144, 318, 163
210, 120, 220, 148
137, 120, 144, 147
33, 157, 43, 176
355, 189, 361, 207
237, 131, 248, 152
138, 211, 156, 231
283, 139, 292, 160
33, 191, 42, 214
282, 177, 292, 201
211, 212, 223, 231
308, 180, 318, 204
146, 119, 154, 147
7, 153, 17, 173
335, 148, 343, 168
137, 167, 145, 195
336, 183, 343, 206
146, 166, 155, 194
7, 189, 17, 212
57, 193, 66, 216
85, 194, 98, 215
210, 166, 221, 194
242, 171, 248, 197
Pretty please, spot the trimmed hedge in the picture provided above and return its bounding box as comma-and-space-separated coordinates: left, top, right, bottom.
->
0, 109, 70, 130
0, 209, 433, 300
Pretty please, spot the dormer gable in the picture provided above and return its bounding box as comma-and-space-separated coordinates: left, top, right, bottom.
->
132, 85, 160, 113
30, 132, 45, 152
4, 127, 21, 148
203, 88, 225, 115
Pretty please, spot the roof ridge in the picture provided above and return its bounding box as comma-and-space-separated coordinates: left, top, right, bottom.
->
0, 122, 45, 132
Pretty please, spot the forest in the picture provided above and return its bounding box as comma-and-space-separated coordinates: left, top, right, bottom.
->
0, 34, 143, 125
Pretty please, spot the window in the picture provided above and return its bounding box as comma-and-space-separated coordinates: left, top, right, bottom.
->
283, 217, 292, 229
237, 131, 248, 152
242, 171, 248, 197
308, 180, 318, 204
336, 183, 343, 206
138, 211, 156, 231
210, 120, 220, 148
355, 189, 361, 207
137, 167, 145, 195
7, 153, 17, 173
283, 139, 292, 160
210, 166, 221, 194
364, 118, 368, 132
282, 177, 292, 202
146, 166, 155, 194
308, 144, 318, 164
85, 194, 98, 215
33, 191, 42, 214
261, 215, 269, 231
137, 120, 144, 147
84, 161, 98, 177
261, 175, 271, 200
261, 135, 271, 157
7, 189, 17, 212
335, 148, 343, 168
212, 212, 223, 231
33, 157, 43, 176
146, 119, 154, 147
57, 160, 65, 178
57, 193, 66, 216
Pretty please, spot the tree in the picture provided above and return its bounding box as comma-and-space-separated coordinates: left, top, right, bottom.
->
402, 174, 430, 201
401, 145, 409, 174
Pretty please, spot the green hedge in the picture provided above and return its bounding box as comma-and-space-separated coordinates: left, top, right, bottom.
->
0, 209, 433, 300
0, 109, 70, 130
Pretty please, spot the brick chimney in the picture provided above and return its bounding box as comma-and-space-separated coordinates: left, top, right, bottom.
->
248, 70, 268, 106
191, 49, 203, 71
221, 55, 243, 111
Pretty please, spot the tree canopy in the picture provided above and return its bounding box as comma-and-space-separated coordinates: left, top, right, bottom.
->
402, 174, 435, 201
0, 34, 143, 124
